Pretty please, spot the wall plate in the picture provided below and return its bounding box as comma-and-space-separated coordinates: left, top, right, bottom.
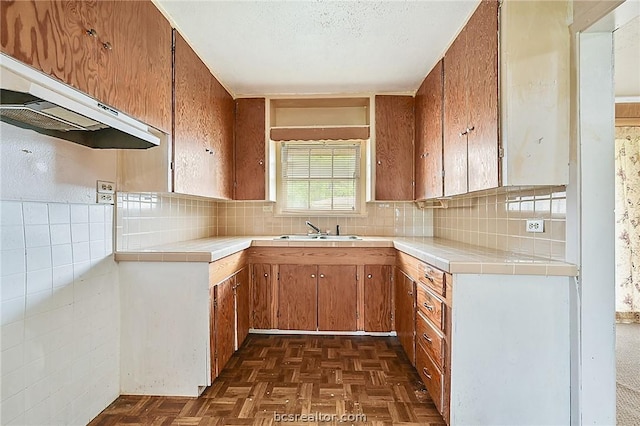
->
526, 219, 544, 233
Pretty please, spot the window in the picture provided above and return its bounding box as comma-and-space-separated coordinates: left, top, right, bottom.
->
276, 140, 365, 215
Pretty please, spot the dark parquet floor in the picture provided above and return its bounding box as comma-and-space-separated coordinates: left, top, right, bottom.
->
89, 334, 445, 425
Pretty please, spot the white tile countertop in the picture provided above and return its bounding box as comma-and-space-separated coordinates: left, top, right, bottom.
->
115, 236, 578, 276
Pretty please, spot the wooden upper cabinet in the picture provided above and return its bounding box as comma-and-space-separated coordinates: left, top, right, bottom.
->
234, 98, 266, 200
375, 95, 415, 201
443, 26, 469, 197
97, 1, 172, 132
443, 0, 499, 196
1, 0, 99, 97
174, 32, 213, 197
466, 0, 499, 193
174, 32, 233, 199
1, 1, 171, 132
415, 60, 444, 200
317, 265, 357, 331
363, 265, 392, 332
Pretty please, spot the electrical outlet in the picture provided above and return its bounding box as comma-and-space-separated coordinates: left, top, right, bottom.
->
97, 193, 114, 204
97, 180, 115, 194
526, 219, 544, 233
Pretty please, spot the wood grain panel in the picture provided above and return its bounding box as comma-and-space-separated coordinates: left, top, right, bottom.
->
395, 269, 416, 366
416, 343, 444, 413
209, 250, 248, 286
363, 265, 392, 332
235, 98, 266, 200
416, 311, 445, 369
251, 264, 272, 329
396, 251, 452, 308
248, 247, 396, 265
417, 261, 446, 297
615, 103, 640, 126
174, 32, 212, 197
214, 276, 235, 376
270, 126, 370, 141
278, 264, 317, 331
235, 267, 250, 349
375, 95, 415, 200
210, 75, 235, 200
1, 0, 99, 97
317, 265, 357, 331
415, 60, 444, 200
467, 0, 500, 192
443, 27, 469, 196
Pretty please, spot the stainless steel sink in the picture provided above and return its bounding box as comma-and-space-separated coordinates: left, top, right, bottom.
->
274, 235, 362, 241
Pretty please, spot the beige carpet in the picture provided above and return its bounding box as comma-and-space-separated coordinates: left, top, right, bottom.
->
617, 323, 640, 425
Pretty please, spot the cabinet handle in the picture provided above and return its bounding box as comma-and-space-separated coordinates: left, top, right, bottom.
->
459, 129, 468, 137
467, 126, 475, 133
264, 273, 268, 277
424, 273, 434, 283
421, 153, 429, 158
319, 274, 325, 278
102, 41, 112, 51
407, 291, 413, 296
205, 148, 214, 155
423, 302, 434, 312
422, 333, 432, 344
367, 274, 372, 279
311, 274, 316, 278
422, 368, 432, 380
86, 28, 98, 37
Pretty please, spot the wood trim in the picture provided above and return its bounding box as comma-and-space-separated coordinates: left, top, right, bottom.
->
270, 126, 370, 141
209, 250, 248, 286
615, 103, 640, 127
248, 247, 396, 265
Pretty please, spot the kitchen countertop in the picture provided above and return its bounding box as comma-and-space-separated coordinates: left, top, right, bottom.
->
115, 236, 578, 276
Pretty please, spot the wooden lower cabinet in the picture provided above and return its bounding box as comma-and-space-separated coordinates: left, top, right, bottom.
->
317, 265, 357, 331
363, 265, 393, 332
278, 264, 318, 331
395, 268, 416, 365
235, 267, 250, 348
251, 263, 273, 329
212, 276, 235, 379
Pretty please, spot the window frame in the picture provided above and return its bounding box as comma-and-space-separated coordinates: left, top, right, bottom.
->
274, 139, 368, 217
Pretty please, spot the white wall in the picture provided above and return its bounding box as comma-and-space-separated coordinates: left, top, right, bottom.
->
0, 123, 120, 425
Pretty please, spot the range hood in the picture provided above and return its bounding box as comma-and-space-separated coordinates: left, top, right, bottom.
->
0, 53, 161, 149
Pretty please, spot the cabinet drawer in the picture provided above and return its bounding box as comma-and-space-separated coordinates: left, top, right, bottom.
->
416, 283, 444, 330
416, 311, 444, 369
418, 262, 445, 296
416, 344, 443, 412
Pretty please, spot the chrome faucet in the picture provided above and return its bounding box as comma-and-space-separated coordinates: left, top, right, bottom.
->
305, 220, 322, 235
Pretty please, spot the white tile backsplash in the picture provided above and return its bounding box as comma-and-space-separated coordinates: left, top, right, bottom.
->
0, 200, 119, 426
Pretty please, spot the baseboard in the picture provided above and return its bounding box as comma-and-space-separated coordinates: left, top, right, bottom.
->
249, 329, 397, 337
616, 311, 640, 324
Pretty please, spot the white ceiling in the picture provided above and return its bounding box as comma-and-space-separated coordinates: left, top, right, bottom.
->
155, 0, 480, 97
614, 15, 640, 97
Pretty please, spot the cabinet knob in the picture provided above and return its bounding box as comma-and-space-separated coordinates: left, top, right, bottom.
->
264, 273, 268, 277
423, 302, 434, 312
422, 333, 432, 344
459, 130, 468, 137
319, 274, 325, 278
205, 148, 214, 155
467, 126, 475, 133
86, 28, 98, 37
422, 368, 432, 380
259, 159, 264, 165
377, 160, 382, 165
311, 274, 316, 278
367, 274, 372, 279
407, 291, 413, 296
102, 41, 112, 51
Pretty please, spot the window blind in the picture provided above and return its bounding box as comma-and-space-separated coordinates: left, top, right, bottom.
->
280, 142, 361, 212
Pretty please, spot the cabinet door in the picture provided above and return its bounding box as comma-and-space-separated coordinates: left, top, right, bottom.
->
214, 276, 235, 376
235, 98, 266, 200
375, 95, 415, 201
443, 27, 469, 197
415, 60, 444, 200
395, 269, 416, 365
363, 265, 392, 332
97, 1, 171, 132
317, 265, 357, 331
174, 32, 213, 197
251, 263, 273, 329
1, 0, 98, 97
210, 76, 235, 200
278, 265, 317, 331
235, 267, 250, 349
466, 0, 499, 193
